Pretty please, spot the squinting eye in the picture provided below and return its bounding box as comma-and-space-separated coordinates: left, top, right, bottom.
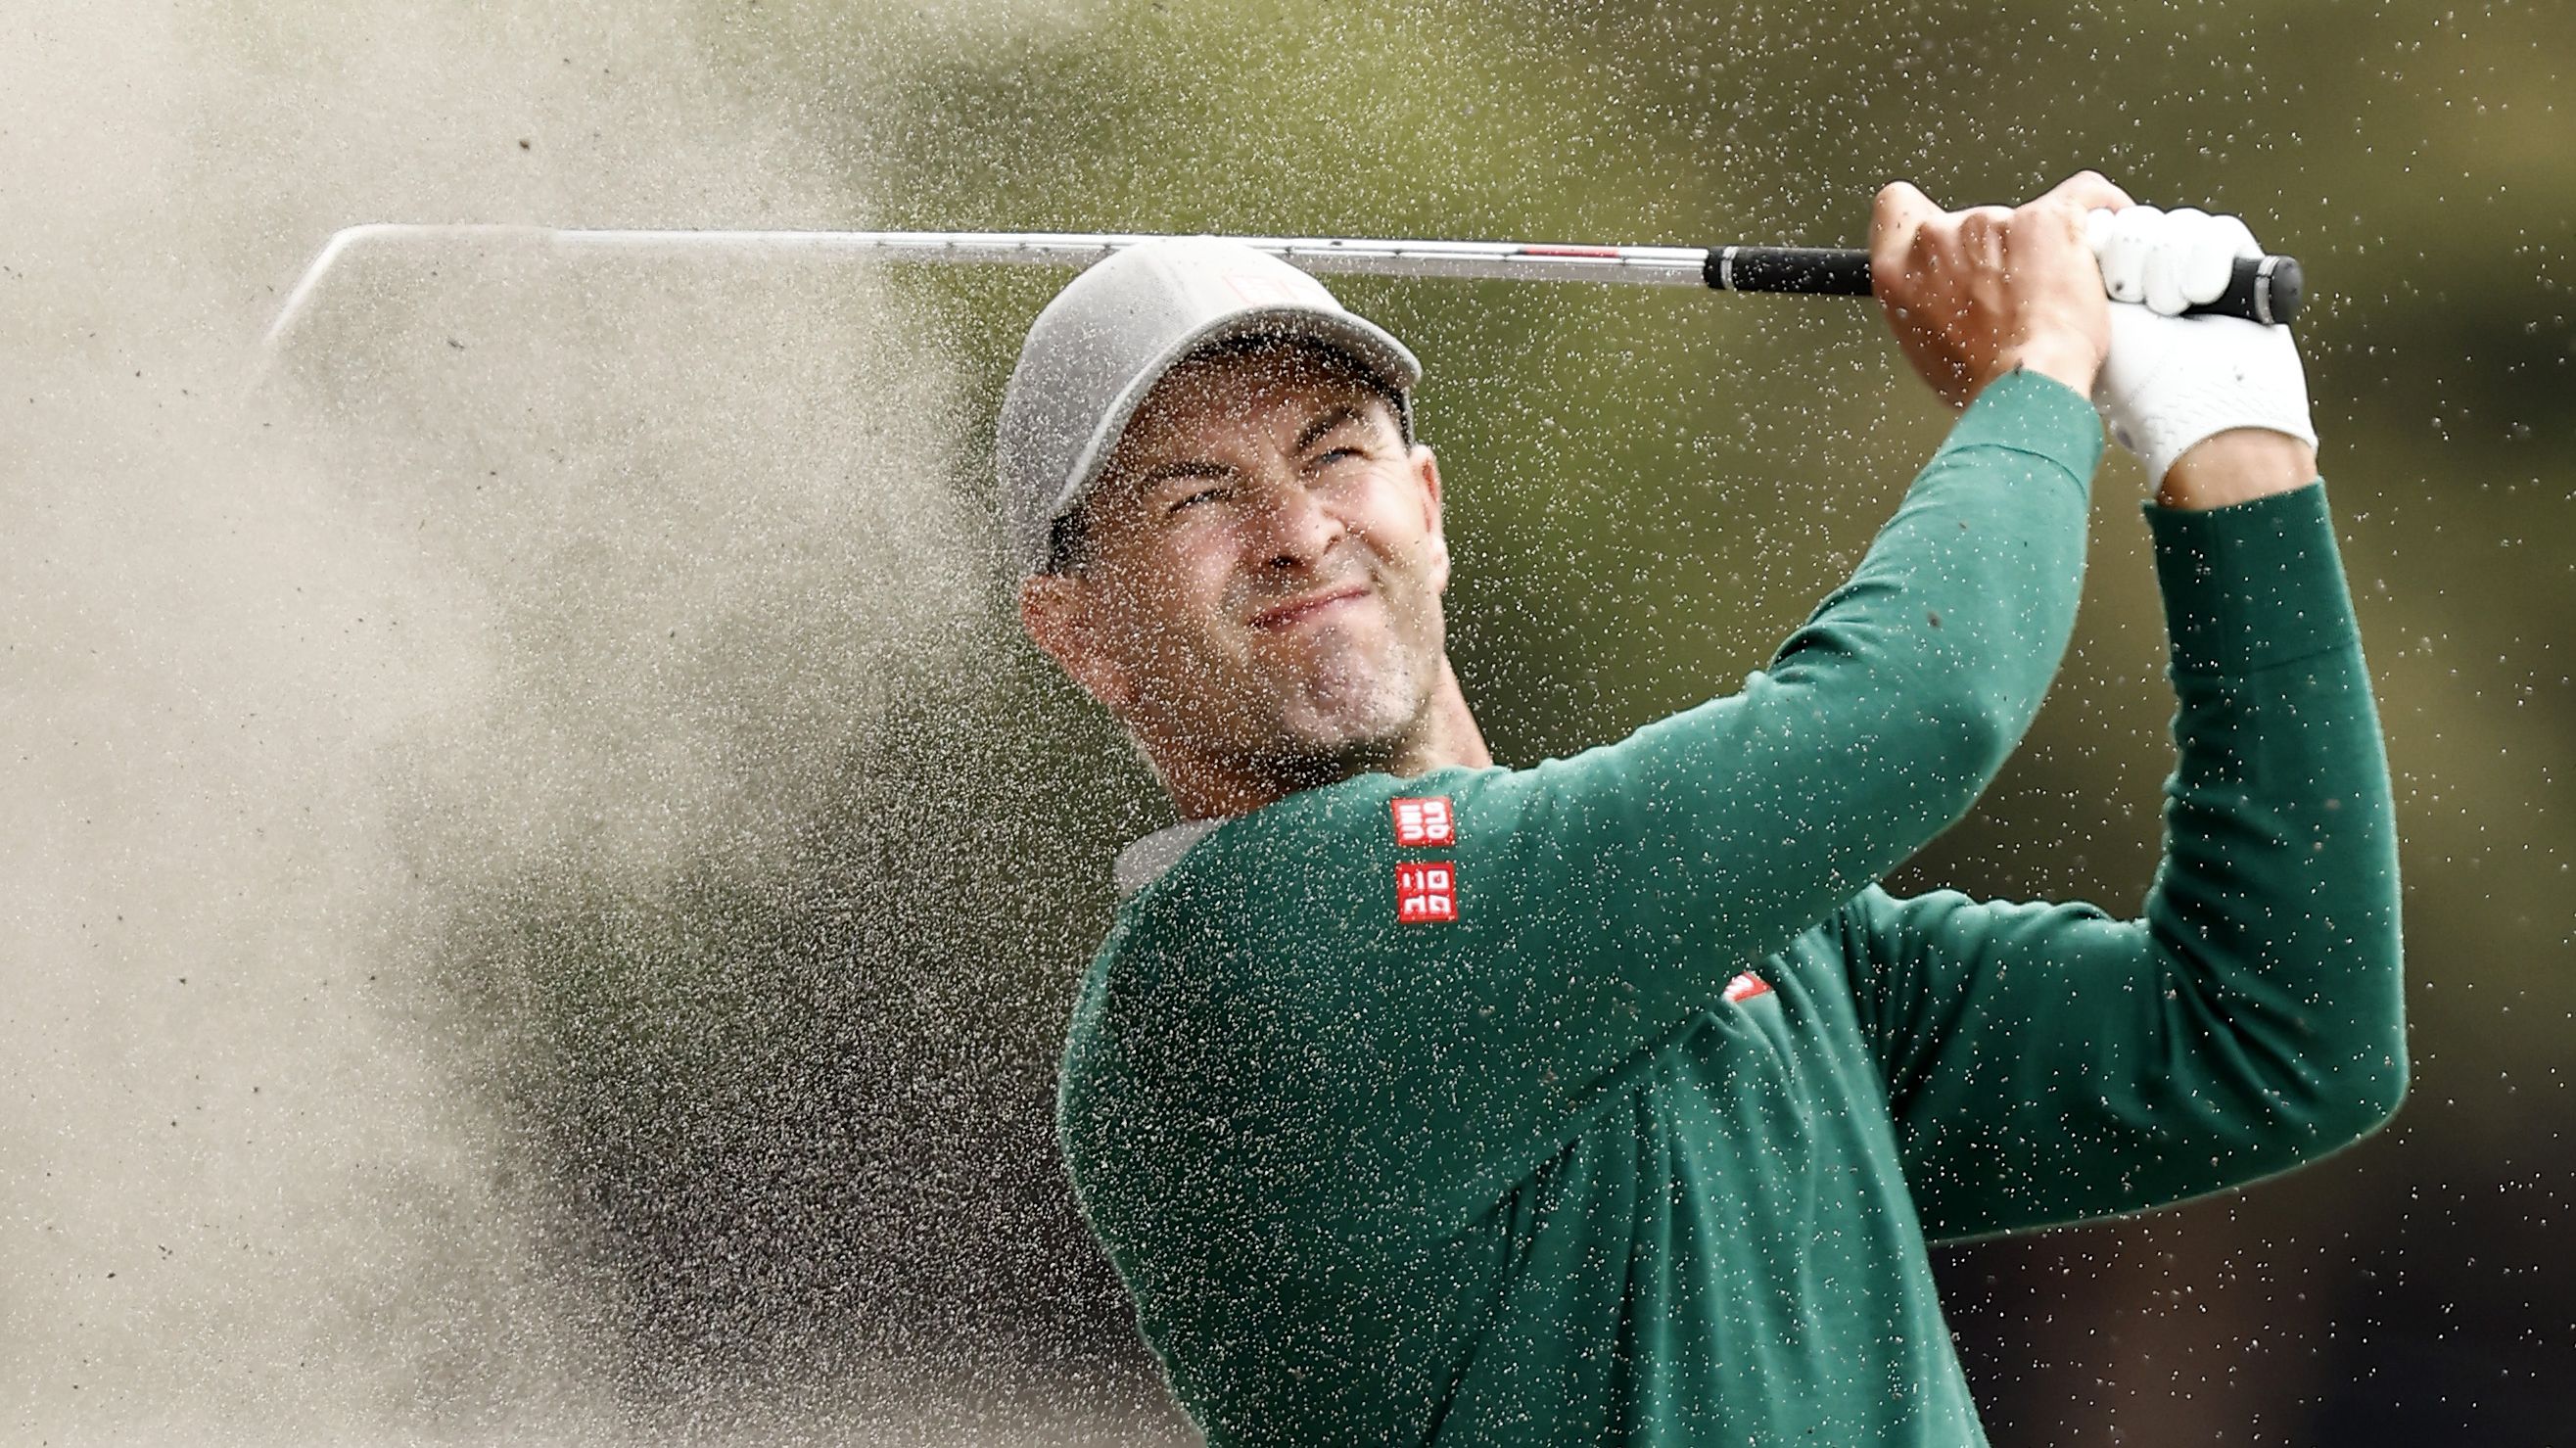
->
1167, 488, 1227, 515
1314, 447, 1362, 466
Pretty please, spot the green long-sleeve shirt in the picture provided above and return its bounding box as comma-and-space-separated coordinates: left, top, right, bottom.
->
1057, 370, 2407, 1446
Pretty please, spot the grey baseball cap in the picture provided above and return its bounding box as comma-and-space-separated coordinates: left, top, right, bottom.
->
996, 235, 1422, 575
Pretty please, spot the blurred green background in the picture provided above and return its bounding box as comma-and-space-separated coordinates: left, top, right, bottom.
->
281, 0, 2576, 1441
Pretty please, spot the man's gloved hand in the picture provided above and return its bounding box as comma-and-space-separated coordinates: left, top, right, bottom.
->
2084, 205, 2318, 484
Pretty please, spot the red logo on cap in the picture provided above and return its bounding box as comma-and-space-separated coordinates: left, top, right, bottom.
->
1391, 796, 1454, 847
1395, 862, 1457, 923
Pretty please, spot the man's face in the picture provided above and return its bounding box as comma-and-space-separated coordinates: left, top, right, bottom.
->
1022, 341, 1451, 785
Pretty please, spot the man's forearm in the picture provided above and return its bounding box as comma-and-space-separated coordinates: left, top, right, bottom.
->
2139, 481, 2407, 1144
2155, 427, 2319, 510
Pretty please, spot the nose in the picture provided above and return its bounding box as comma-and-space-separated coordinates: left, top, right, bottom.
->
1242, 471, 1345, 570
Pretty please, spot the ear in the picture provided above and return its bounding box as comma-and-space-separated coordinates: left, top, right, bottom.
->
1409, 443, 1451, 594
1020, 572, 1135, 710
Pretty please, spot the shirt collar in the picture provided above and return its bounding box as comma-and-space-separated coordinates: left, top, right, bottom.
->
1112, 817, 1224, 899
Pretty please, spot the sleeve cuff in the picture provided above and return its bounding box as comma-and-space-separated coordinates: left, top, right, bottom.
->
1934, 368, 2107, 489
2146, 481, 2361, 676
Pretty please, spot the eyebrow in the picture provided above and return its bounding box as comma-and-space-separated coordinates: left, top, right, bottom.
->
1294, 402, 1372, 454
1128, 458, 1236, 494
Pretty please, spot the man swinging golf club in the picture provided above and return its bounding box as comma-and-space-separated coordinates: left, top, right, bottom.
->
1009, 170, 2405, 1446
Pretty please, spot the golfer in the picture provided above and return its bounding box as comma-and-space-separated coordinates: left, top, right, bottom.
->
1007, 171, 2405, 1445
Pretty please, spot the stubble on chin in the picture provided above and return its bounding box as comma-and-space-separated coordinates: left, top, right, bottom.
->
1242, 639, 1429, 784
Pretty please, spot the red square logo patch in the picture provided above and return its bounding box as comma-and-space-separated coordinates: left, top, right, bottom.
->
1391, 796, 1455, 847
1395, 862, 1457, 923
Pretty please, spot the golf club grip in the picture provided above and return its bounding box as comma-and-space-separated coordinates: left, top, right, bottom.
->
1703, 246, 2305, 324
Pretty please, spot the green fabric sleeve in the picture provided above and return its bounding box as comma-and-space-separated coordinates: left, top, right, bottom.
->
1843, 481, 2408, 1241
1503, 368, 2096, 973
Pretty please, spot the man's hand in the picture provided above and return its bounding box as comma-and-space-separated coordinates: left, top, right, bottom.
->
1871, 170, 2134, 408
2084, 205, 2321, 504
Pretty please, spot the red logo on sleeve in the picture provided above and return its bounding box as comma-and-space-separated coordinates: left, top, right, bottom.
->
1391, 796, 1455, 847
1395, 862, 1457, 923
1724, 972, 1772, 1003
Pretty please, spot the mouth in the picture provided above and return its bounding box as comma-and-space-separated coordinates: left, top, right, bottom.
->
1248, 584, 1371, 631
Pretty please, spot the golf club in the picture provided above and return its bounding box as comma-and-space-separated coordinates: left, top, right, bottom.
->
259, 223, 2305, 360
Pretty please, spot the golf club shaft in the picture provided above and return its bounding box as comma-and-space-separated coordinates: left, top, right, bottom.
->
559, 227, 2305, 324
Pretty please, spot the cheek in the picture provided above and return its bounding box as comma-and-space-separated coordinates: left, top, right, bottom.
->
1352, 504, 1441, 598
1347, 470, 1437, 558
1101, 550, 1245, 667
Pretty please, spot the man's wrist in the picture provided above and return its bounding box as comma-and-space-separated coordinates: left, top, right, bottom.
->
1996, 334, 2101, 401
2155, 429, 2321, 510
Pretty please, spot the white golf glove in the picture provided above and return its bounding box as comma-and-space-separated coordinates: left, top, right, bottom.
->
2084, 206, 2318, 484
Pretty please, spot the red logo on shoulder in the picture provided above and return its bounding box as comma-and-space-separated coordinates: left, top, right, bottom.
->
1724, 972, 1771, 1004
1395, 862, 1457, 923
1391, 796, 1455, 847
